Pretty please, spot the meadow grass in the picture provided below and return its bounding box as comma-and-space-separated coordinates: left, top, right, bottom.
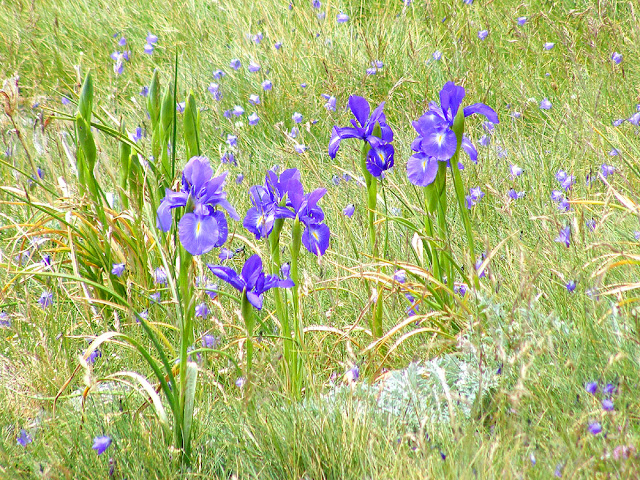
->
0, 0, 640, 477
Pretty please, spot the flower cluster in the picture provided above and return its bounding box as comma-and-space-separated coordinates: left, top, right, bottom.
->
243, 168, 331, 256
156, 156, 239, 256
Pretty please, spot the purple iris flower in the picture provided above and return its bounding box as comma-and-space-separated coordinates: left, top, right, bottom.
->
156, 156, 239, 256
407, 83, 497, 187
510, 164, 523, 177
566, 280, 576, 292
432, 50, 442, 61
248, 113, 260, 125
249, 94, 260, 105
611, 52, 622, 64
329, 96, 394, 165
555, 225, 571, 248
208, 254, 294, 309
262, 79, 273, 91
478, 30, 489, 40
248, 61, 261, 73
366, 143, 394, 177
230, 59, 242, 70
337, 12, 349, 23
544, 42, 555, 50
586, 381, 598, 395
517, 16, 527, 26
195, 303, 209, 318
292, 112, 303, 123
213, 69, 225, 79
602, 399, 614, 411
92, 435, 112, 455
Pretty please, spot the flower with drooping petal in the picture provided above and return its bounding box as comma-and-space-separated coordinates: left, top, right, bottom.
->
555, 225, 571, 248
328, 96, 394, 159
407, 82, 498, 186
92, 435, 112, 455
208, 254, 293, 310
156, 156, 239, 256
365, 143, 394, 178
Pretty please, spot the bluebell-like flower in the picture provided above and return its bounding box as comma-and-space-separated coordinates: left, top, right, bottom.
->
517, 16, 527, 26
111, 263, 125, 277
322, 94, 336, 111
144, 43, 154, 55
544, 42, 555, 50
292, 112, 303, 123
227, 134, 237, 147
275, 41, 283, 50
343, 204, 355, 217
540, 98, 552, 110
252, 32, 263, 44
248, 113, 260, 125
154, 267, 167, 285
92, 435, 112, 455
39, 291, 53, 309
249, 94, 260, 105
432, 50, 442, 61
337, 12, 350, 23
586, 381, 598, 394
230, 59, 241, 70
195, 303, 209, 318
478, 30, 489, 40
510, 164, 523, 177
601, 164, 615, 178
566, 280, 576, 292
555, 225, 571, 247
208, 254, 294, 309
248, 61, 261, 73
0, 312, 10, 328
156, 156, 239, 256
407, 83, 498, 186
611, 52, 622, 64
208, 83, 221, 101
294, 144, 307, 154
508, 189, 525, 200
329, 96, 394, 160
213, 69, 225, 79
262, 79, 273, 91
602, 399, 614, 411
588, 422, 602, 435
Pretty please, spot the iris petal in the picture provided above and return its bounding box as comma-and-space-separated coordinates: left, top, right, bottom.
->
178, 213, 219, 256
463, 103, 499, 124
407, 152, 439, 186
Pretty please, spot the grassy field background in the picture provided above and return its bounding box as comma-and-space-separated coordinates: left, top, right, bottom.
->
1, 0, 640, 478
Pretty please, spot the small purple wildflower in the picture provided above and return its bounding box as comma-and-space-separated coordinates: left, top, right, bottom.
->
555, 225, 571, 248
0, 312, 10, 328
61, 96, 71, 105
235, 377, 246, 388
343, 204, 355, 217
248, 61, 261, 73
208, 83, 221, 101
154, 267, 167, 285
248, 113, 260, 126
262, 79, 273, 91
566, 280, 576, 292
227, 135, 238, 147
249, 94, 260, 105
540, 98, 552, 110
144, 43, 154, 55
195, 303, 209, 318
588, 422, 602, 435
236, 173, 244, 184
337, 12, 350, 23
586, 381, 598, 395
292, 112, 303, 123
146, 33, 158, 44
510, 164, 523, 177
517, 16, 527, 26
17, 430, 32, 447
232, 105, 245, 116
92, 436, 112, 455
111, 263, 125, 277
602, 399, 614, 411
202, 334, 219, 349
601, 164, 615, 178
544, 42, 555, 50
230, 59, 242, 70
478, 30, 489, 40
294, 144, 307, 154
177, 102, 185, 114
611, 52, 623, 64
39, 291, 53, 309
213, 69, 225, 79
432, 50, 442, 61
508, 189, 525, 200
603, 383, 616, 395
150, 292, 161, 303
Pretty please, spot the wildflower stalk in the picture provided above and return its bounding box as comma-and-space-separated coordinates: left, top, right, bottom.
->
269, 216, 297, 396
240, 289, 255, 380
289, 217, 304, 391
448, 109, 479, 288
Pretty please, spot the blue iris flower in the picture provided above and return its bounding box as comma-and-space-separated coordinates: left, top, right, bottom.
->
208, 254, 294, 310
156, 156, 239, 256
